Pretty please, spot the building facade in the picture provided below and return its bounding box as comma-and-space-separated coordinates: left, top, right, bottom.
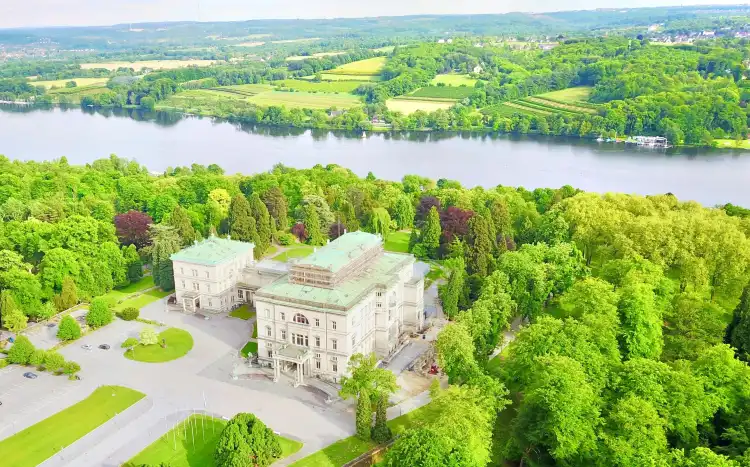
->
249, 231, 424, 384
171, 236, 255, 313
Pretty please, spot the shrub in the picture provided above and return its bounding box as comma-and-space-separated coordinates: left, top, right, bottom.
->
7, 335, 35, 365
44, 351, 65, 373
57, 315, 82, 341
86, 298, 113, 328
277, 232, 296, 246
0, 359, 8, 369
291, 222, 308, 242
118, 307, 140, 321
63, 361, 81, 375
214, 413, 281, 467
29, 349, 47, 368
140, 327, 158, 346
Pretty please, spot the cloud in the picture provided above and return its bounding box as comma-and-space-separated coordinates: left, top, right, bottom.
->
0, 0, 742, 28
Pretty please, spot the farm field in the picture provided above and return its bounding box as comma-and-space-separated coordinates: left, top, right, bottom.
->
386, 98, 455, 114
250, 90, 360, 109
481, 102, 542, 117
272, 37, 321, 44
524, 96, 598, 114
286, 52, 345, 61
80, 60, 216, 71
538, 86, 593, 103
326, 57, 386, 76
0, 386, 145, 467
31, 77, 109, 89
317, 73, 382, 82
274, 79, 361, 93
410, 85, 474, 100
431, 74, 477, 87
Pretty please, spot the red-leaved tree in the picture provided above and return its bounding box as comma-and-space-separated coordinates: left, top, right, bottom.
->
291, 222, 309, 242
440, 207, 474, 245
114, 211, 153, 249
415, 196, 441, 228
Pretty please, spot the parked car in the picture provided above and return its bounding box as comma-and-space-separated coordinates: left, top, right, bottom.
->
98, 344, 110, 350
81, 344, 93, 350
23, 372, 38, 379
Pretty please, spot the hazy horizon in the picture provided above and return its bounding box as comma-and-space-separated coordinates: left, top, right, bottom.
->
0, 0, 746, 29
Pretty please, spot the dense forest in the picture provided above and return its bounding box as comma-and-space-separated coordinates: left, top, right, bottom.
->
0, 155, 750, 465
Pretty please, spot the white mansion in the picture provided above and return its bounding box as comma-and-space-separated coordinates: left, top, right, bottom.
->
171, 231, 425, 383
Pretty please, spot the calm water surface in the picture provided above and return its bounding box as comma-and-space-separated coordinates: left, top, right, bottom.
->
2, 105, 749, 206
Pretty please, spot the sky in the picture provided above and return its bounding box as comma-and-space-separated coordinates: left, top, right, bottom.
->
0, 0, 745, 29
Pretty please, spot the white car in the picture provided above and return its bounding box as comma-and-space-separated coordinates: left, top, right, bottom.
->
81, 344, 93, 350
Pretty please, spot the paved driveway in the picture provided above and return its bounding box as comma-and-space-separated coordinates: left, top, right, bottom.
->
0, 299, 354, 467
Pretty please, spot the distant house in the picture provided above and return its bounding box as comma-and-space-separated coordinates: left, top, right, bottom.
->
328, 110, 345, 118
539, 44, 557, 51
437, 39, 446, 44
473, 65, 483, 74
702, 31, 716, 37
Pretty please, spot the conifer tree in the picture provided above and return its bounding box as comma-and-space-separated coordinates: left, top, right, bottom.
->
228, 195, 259, 244
166, 205, 196, 247
304, 204, 325, 246
467, 214, 495, 277
372, 392, 392, 443
262, 186, 289, 232
356, 389, 372, 440
250, 193, 272, 258
342, 200, 359, 232
150, 224, 181, 291
729, 283, 750, 361
420, 206, 442, 259
0, 290, 27, 332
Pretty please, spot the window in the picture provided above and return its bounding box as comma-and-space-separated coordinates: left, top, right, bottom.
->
281, 330, 287, 340
315, 353, 321, 359
315, 336, 321, 347
267, 350, 273, 358
376, 302, 382, 308
181, 280, 186, 289
292, 333, 309, 347
180, 267, 184, 275
205, 271, 209, 279
352, 335, 356, 347
331, 339, 337, 350
265, 308, 270, 318
331, 356, 338, 372
376, 292, 382, 297
315, 318, 320, 327
280, 312, 286, 321
192, 269, 197, 277
207, 284, 211, 293
238, 290, 244, 299
388, 309, 392, 321
266, 326, 272, 337
316, 360, 321, 370
193, 282, 199, 291
208, 300, 212, 307
293, 313, 309, 325
331, 321, 337, 330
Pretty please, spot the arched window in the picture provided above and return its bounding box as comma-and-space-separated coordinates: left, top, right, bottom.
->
293, 313, 309, 325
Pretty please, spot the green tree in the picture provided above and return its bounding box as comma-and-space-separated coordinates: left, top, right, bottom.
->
436, 321, 479, 384
341, 200, 360, 232
383, 426, 466, 467
122, 244, 143, 283
466, 213, 494, 276
262, 186, 289, 232
438, 257, 466, 319
63, 361, 81, 375
597, 395, 669, 466
52, 276, 78, 312
166, 205, 196, 247
304, 203, 325, 246
368, 207, 391, 239
150, 224, 181, 291
29, 349, 47, 367
355, 388, 372, 440
250, 193, 272, 258
729, 283, 750, 361
7, 335, 35, 364
418, 206, 441, 259
228, 195, 259, 244
139, 326, 158, 345
214, 413, 282, 467
372, 392, 391, 443
391, 195, 415, 230
57, 315, 81, 341
119, 307, 139, 321
617, 281, 663, 360
86, 298, 113, 328
43, 351, 65, 373
340, 353, 399, 440
0, 289, 27, 332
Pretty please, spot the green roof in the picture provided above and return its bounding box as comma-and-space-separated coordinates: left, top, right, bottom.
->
170, 236, 254, 266
296, 231, 382, 273
255, 252, 412, 312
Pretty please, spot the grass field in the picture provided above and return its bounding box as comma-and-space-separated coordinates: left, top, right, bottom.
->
229, 304, 255, 320
163, 85, 361, 111
241, 341, 258, 357
524, 96, 598, 115
538, 86, 593, 103
125, 328, 194, 363
80, 60, 216, 71
0, 386, 144, 467
326, 57, 386, 76
98, 276, 154, 308
32, 77, 109, 89
250, 90, 360, 109
716, 139, 750, 149
272, 37, 321, 44
273, 244, 315, 261
410, 86, 475, 100
274, 79, 361, 93
127, 415, 303, 467
290, 402, 440, 467
286, 52, 345, 61
431, 74, 478, 87
114, 288, 171, 312
317, 73, 382, 82
384, 231, 411, 253
386, 98, 455, 114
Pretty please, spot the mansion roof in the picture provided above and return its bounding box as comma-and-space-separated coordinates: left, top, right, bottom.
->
170, 235, 254, 266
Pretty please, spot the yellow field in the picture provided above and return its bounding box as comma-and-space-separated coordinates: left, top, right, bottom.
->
161, 85, 361, 110
271, 38, 321, 44
80, 60, 217, 71
386, 98, 455, 114
286, 52, 345, 61
431, 74, 478, 87
538, 86, 593, 103
715, 139, 750, 149
249, 90, 360, 109
326, 57, 387, 76
31, 77, 109, 89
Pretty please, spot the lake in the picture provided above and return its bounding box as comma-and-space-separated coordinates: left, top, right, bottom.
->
2, 104, 749, 206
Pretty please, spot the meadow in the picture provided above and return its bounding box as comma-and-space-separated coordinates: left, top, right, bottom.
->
271, 37, 321, 44
410, 85, 475, 100
316, 73, 382, 82
431, 74, 477, 87
386, 98, 455, 114
80, 60, 217, 71
249, 90, 360, 109
274, 79, 361, 93
31, 77, 109, 89
325, 57, 386, 76
537, 86, 593, 103
286, 52, 346, 61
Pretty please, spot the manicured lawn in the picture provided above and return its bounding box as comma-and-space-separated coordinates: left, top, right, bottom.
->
272, 244, 315, 262
249, 90, 361, 110
128, 415, 303, 467
290, 402, 439, 467
384, 231, 411, 253
241, 341, 258, 357
98, 276, 155, 308
229, 304, 255, 320
263, 244, 279, 258
0, 385, 144, 467
114, 288, 171, 312
125, 328, 194, 363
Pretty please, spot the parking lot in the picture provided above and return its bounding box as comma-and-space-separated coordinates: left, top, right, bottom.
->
0, 298, 354, 467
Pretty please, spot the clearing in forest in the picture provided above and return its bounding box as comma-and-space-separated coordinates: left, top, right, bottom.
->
409, 86, 474, 100
431, 74, 478, 87
537, 86, 593, 103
